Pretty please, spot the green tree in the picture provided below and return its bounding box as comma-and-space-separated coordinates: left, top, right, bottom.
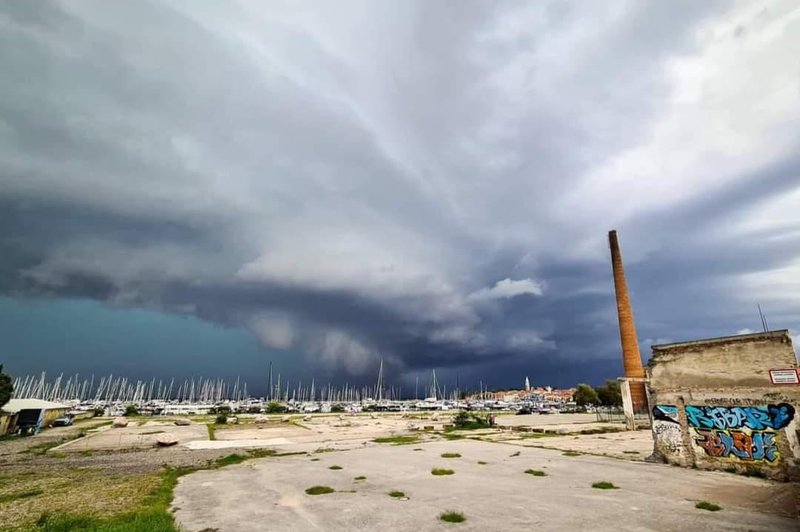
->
596, 380, 622, 407
0, 365, 12, 410
573, 383, 599, 407
124, 404, 139, 416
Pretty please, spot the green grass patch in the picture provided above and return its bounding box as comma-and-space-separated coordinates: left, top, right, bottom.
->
214, 454, 247, 467
440, 432, 465, 440
35, 466, 193, 532
305, 485, 335, 495
0, 488, 44, 503
22, 440, 67, 456
388, 490, 405, 498
80, 450, 93, 457
441, 452, 461, 458
519, 432, 560, 439
206, 424, 216, 441
477, 461, 488, 465
329, 465, 343, 470
372, 435, 418, 445
310, 458, 320, 461
413, 448, 424, 451
524, 469, 546, 477
695, 501, 721, 511
562, 450, 581, 456
247, 449, 277, 458
439, 511, 466, 523
591, 481, 618, 490
353, 476, 366, 481
431, 468, 454, 476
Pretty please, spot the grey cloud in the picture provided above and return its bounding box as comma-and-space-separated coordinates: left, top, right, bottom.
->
2, 0, 799, 386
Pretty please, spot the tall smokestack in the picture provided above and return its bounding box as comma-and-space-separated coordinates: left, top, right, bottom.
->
608, 230, 647, 412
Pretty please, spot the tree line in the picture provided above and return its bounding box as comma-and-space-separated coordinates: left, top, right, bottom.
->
573, 380, 622, 408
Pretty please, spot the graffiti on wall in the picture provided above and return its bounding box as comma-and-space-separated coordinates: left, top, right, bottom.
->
652, 405, 683, 454
685, 403, 795, 463
684, 404, 794, 431
693, 429, 778, 462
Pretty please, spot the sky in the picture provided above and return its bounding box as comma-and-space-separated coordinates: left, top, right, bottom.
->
1, 0, 800, 394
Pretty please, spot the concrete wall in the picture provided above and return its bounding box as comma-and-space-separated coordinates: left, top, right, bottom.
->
647, 330, 800, 480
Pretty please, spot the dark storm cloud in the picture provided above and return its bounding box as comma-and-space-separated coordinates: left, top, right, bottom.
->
2, 0, 800, 385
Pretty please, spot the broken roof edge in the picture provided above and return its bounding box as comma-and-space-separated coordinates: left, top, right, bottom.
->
651, 329, 791, 353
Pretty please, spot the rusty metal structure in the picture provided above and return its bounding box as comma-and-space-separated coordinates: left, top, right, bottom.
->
608, 230, 648, 412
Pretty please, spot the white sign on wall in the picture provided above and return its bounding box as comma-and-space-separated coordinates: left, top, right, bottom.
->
769, 369, 800, 385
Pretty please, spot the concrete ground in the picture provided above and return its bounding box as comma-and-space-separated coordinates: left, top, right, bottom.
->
185, 416, 444, 452
495, 429, 656, 460
172, 439, 798, 532
54, 420, 208, 451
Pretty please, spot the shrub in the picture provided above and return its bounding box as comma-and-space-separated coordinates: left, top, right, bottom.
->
353, 476, 366, 481
431, 468, 454, 476
441, 452, 461, 458
124, 405, 139, 417
388, 490, 405, 498
215, 413, 228, 425
330, 404, 346, 413
266, 401, 287, 414
452, 411, 488, 430
329, 465, 343, 470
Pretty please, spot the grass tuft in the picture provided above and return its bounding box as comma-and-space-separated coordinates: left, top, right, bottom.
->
441, 452, 461, 458
695, 501, 722, 512
388, 490, 405, 498
353, 476, 366, 481
439, 511, 466, 523
372, 436, 418, 445
477, 461, 488, 465
329, 465, 343, 470
509, 451, 521, 457
305, 485, 335, 495
524, 469, 547, 477
591, 481, 618, 490
314, 447, 336, 453
562, 450, 581, 457
431, 468, 455, 476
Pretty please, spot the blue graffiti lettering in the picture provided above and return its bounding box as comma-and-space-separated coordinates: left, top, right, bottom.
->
685, 403, 794, 430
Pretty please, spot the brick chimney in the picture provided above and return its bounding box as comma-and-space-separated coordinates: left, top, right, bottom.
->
608, 230, 648, 412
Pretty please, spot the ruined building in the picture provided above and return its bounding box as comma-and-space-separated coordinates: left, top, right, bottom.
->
648, 331, 799, 480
